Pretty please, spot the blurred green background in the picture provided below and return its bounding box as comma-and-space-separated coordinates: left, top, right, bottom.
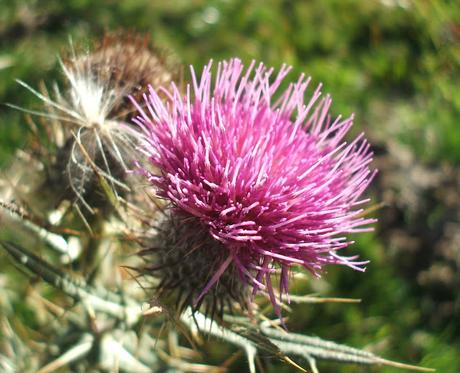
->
1, 0, 459, 372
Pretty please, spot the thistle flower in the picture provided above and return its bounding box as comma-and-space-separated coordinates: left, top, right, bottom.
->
132, 59, 376, 316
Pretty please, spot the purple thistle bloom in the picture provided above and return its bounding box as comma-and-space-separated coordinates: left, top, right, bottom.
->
132, 58, 376, 314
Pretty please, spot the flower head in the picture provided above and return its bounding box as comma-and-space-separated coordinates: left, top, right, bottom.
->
15, 33, 177, 214
132, 59, 376, 315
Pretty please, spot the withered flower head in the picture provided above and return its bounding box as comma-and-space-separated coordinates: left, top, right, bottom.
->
18, 33, 179, 213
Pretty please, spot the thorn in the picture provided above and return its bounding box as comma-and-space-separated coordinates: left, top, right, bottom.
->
142, 304, 163, 317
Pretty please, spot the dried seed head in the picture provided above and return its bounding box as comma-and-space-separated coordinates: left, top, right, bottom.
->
67, 32, 179, 122
48, 130, 130, 213
140, 214, 249, 318
18, 33, 180, 214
